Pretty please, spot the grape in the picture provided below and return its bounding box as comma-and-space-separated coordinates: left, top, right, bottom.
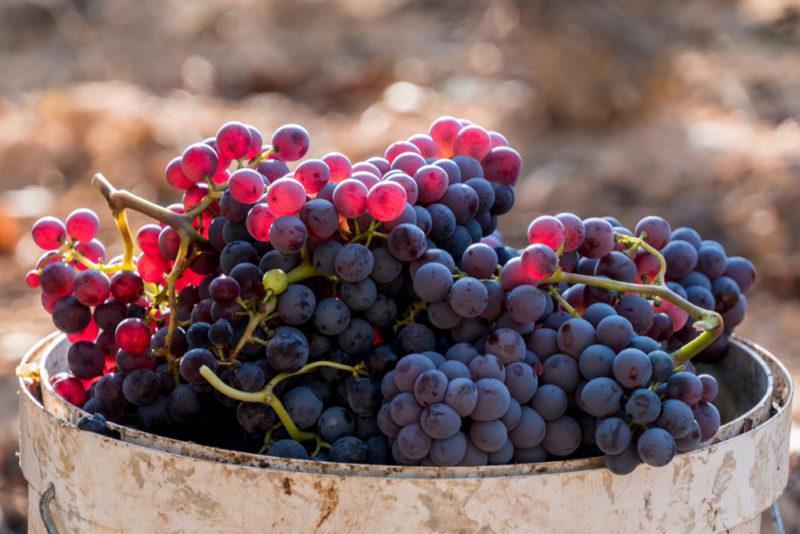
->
122, 368, 161, 406
364, 294, 397, 328
666, 371, 703, 405
724, 256, 756, 293
428, 116, 461, 156
723, 295, 747, 329
39, 263, 76, 299
328, 436, 369, 463
698, 374, 719, 403
577, 218, 614, 258
386, 223, 427, 261
369, 246, 402, 284
220, 241, 258, 275
595, 315, 634, 352
441, 184, 479, 225
67, 341, 105, 379
430, 432, 468, 466
448, 277, 489, 318
595, 417, 632, 455
526, 327, 559, 359
637, 427, 676, 467
469, 420, 508, 453
65, 209, 100, 242
503, 362, 538, 403
269, 216, 308, 255
299, 199, 338, 239
267, 439, 309, 460
166, 384, 203, 425
508, 406, 546, 449
471, 378, 511, 421
531, 384, 567, 421
398, 323, 435, 354
231, 362, 266, 392
693, 402, 721, 441
711, 276, 741, 313
266, 326, 309, 372
542, 416, 581, 457
209, 275, 240, 305
412, 262, 453, 302
469, 354, 506, 381
265, 177, 305, 216
453, 125, 491, 160
180, 143, 219, 183
669, 226, 701, 248
229, 168, 265, 204
420, 402, 462, 439
277, 284, 316, 325
215, 121, 251, 159
437, 360, 470, 382
427, 301, 461, 329
577, 343, 615, 380
164, 157, 195, 190
461, 243, 498, 279
557, 318, 596, 358
611, 348, 651, 389
481, 146, 521, 186
594, 251, 637, 284
439, 225, 473, 260
506, 285, 547, 324
675, 420, 703, 452
484, 327, 525, 365
377, 403, 402, 438
179, 348, 217, 386
686, 285, 715, 311
271, 124, 310, 162
365, 181, 405, 222
444, 343, 479, 365
663, 240, 699, 279
614, 295, 654, 334
520, 244, 558, 280
426, 203, 457, 242
283, 387, 323, 429
397, 422, 432, 460
657, 399, 695, 439
634, 216, 671, 249
527, 216, 565, 250
412, 369, 448, 407
412, 165, 449, 205
581, 377, 623, 417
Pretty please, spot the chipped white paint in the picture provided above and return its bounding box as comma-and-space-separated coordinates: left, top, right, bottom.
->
19, 334, 792, 534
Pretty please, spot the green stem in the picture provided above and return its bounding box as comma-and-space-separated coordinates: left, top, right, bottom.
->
163, 238, 191, 379
548, 286, 580, 318
285, 261, 319, 285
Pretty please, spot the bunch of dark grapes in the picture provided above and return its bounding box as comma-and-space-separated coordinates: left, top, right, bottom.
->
27, 115, 755, 473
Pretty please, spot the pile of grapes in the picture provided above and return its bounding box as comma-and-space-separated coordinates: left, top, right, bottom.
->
26, 116, 756, 473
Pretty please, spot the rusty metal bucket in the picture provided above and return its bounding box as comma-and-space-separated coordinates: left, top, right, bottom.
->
18, 334, 792, 533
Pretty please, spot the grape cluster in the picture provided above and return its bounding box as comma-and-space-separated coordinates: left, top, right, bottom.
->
26, 115, 755, 473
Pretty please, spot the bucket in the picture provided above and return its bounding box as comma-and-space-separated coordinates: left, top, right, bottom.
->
18, 334, 792, 533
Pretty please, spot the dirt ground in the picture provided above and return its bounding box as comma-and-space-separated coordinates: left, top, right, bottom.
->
1, 0, 800, 531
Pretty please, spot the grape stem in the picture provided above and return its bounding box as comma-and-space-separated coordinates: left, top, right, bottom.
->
199, 361, 367, 447
91, 173, 207, 244
544, 267, 723, 365
161, 237, 191, 381
230, 296, 278, 360
547, 286, 580, 318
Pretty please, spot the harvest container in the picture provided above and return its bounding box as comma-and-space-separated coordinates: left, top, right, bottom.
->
18, 333, 791, 533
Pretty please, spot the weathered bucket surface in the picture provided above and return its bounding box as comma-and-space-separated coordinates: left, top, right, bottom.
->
18, 334, 792, 534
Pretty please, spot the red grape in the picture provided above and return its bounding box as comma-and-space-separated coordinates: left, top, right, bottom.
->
332, 179, 368, 218
453, 125, 491, 161
183, 183, 209, 210
246, 203, 276, 242
110, 270, 144, 303
266, 177, 306, 216
366, 157, 391, 175
215, 121, 252, 160
322, 152, 352, 182
351, 171, 379, 190
66, 209, 100, 242
386, 173, 419, 204
482, 146, 522, 186
385, 141, 421, 163
500, 257, 532, 291
40, 262, 76, 298
136, 224, 162, 256
32, 216, 66, 250
244, 126, 263, 161
271, 124, 310, 162
521, 244, 558, 280
527, 215, 566, 251
180, 143, 219, 182
74, 269, 111, 306
74, 239, 106, 264
229, 168, 266, 204
294, 159, 331, 194
428, 116, 461, 157
25, 270, 39, 288
67, 318, 99, 343
489, 131, 509, 148
555, 212, 585, 252
115, 318, 152, 355
368, 182, 407, 222
165, 157, 195, 190
414, 165, 449, 204
407, 134, 442, 159
391, 152, 426, 176
352, 162, 382, 178
50, 373, 87, 407
138, 253, 171, 283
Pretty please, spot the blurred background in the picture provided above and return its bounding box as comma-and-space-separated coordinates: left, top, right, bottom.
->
1, 0, 800, 531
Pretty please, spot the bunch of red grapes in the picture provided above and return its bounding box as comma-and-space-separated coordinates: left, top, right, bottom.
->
27, 116, 756, 472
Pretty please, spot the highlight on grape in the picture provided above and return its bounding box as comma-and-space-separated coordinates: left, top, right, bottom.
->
27, 116, 755, 472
